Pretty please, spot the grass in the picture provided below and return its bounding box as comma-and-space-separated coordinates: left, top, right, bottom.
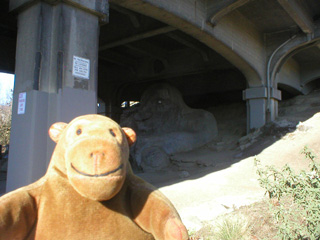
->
212, 214, 252, 240
189, 198, 279, 240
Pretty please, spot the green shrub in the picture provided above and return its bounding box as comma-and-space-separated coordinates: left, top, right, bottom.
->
255, 146, 320, 240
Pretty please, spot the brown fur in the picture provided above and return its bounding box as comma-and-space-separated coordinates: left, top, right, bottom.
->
0, 114, 188, 240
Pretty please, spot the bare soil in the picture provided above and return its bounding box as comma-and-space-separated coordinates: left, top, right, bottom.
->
189, 199, 279, 240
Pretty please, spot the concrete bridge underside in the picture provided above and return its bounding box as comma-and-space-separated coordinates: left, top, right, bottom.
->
1, 0, 320, 190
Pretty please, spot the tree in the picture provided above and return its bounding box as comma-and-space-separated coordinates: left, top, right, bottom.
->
0, 94, 12, 146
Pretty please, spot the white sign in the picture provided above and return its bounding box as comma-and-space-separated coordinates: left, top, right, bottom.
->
72, 56, 90, 79
18, 92, 26, 115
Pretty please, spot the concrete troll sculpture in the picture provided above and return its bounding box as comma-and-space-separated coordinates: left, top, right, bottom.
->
0, 114, 188, 240
121, 83, 218, 171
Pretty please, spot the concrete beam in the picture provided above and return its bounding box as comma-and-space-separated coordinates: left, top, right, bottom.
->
99, 26, 176, 51
110, 0, 263, 87
99, 50, 137, 70
269, 24, 320, 90
10, 0, 108, 23
277, 0, 314, 34
166, 32, 209, 62
125, 41, 169, 62
137, 62, 211, 81
110, 4, 140, 28
242, 87, 267, 100
271, 88, 281, 100
208, 0, 251, 26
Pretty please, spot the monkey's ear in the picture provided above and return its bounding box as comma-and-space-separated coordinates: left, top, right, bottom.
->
49, 122, 67, 143
122, 127, 136, 146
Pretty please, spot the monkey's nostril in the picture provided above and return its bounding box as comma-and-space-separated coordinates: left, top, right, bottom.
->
90, 152, 105, 158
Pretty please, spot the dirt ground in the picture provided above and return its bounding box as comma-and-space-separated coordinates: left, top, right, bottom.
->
136, 89, 320, 233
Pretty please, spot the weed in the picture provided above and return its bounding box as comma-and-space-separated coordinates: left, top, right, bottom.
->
212, 214, 252, 240
255, 146, 320, 240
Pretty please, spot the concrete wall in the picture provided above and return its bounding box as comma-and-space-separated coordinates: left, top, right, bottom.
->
300, 61, 320, 88
213, 10, 266, 86
276, 58, 301, 92
275, 48, 320, 95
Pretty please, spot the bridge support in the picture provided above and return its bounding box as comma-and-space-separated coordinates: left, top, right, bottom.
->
243, 87, 267, 131
243, 87, 281, 132
6, 0, 108, 192
267, 87, 282, 122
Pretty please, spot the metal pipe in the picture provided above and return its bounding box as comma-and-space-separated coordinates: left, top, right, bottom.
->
266, 34, 297, 114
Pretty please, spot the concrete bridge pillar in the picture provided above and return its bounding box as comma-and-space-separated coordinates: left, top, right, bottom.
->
243, 87, 282, 132
267, 88, 282, 122
6, 0, 108, 192
243, 87, 267, 131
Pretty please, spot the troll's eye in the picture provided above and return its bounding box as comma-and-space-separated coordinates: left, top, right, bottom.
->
76, 128, 82, 135
109, 129, 116, 137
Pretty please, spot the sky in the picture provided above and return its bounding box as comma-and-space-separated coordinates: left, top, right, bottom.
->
0, 73, 14, 105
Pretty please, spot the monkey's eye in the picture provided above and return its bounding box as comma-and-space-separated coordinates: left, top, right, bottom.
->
76, 128, 82, 135
109, 129, 116, 137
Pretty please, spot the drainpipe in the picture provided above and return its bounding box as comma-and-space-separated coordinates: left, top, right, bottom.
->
266, 35, 297, 118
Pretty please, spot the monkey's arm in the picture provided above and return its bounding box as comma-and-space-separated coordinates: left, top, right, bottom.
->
128, 175, 188, 240
0, 188, 38, 240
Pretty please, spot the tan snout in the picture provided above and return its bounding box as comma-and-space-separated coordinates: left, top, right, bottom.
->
67, 137, 125, 176
65, 137, 127, 201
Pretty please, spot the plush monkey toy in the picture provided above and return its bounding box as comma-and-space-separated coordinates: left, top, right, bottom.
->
0, 114, 188, 240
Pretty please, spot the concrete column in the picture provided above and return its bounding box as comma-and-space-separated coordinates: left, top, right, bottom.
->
6, 0, 108, 192
268, 87, 282, 121
243, 87, 281, 132
243, 87, 267, 131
